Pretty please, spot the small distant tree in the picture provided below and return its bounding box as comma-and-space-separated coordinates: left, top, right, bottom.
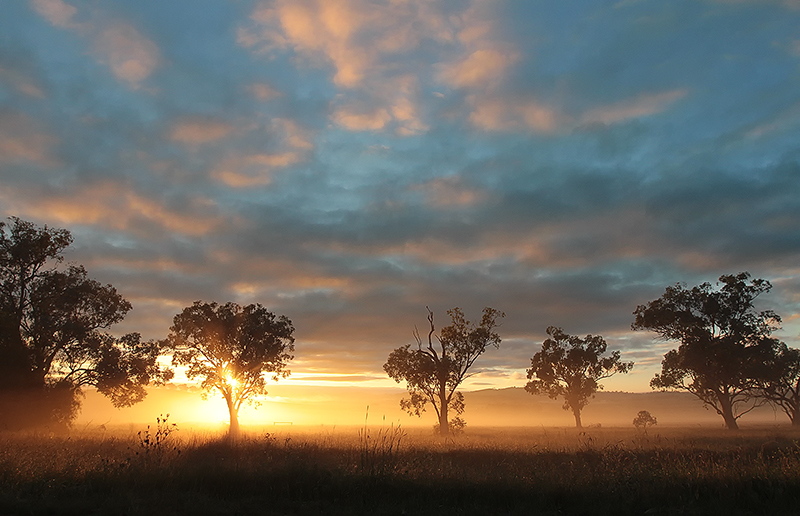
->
166, 301, 295, 440
632, 272, 780, 430
384, 307, 504, 436
760, 343, 800, 426
525, 326, 633, 428
633, 410, 657, 433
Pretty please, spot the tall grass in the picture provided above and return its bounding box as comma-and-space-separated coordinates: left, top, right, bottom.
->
357, 406, 405, 478
1, 423, 799, 515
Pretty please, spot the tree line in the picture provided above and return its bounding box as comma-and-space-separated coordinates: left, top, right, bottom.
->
1, 217, 798, 437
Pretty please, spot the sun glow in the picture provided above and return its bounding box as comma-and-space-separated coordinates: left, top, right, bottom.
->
224, 371, 240, 392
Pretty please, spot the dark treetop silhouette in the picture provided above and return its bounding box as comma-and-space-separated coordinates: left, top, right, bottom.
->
0, 217, 172, 429
384, 307, 504, 436
525, 326, 633, 428
632, 272, 782, 430
760, 342, 800, 426
166, 301, 295, 439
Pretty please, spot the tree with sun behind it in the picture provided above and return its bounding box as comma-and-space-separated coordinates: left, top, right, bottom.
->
165, 301, 295, 440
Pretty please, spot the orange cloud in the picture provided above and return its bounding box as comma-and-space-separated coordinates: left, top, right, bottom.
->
332, 107, 392, 131
248, 82, 281, 101
580, 89, 688, 125
0, 112, 58, 166
241, 0, 455, 135
170, 118, 236, 145
3, 182, 223, 237
414, 177, 489, 208
29, 0, 78, 29
433, 0, 532, 131
29, 1, 160, 88
212, 152, 301, 188
439, 48, 518, 90
94, 24, 160, 87
437, 0, 519, 91
468, 95, 560, 133
273, 118, 314, 149
253, 0, 373, 88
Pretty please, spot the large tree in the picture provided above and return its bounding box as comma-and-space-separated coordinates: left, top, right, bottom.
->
384, 307, 504, 436
525, 326, 633, 428
760, 342, 800, 426
632, 272, 780, 430
0, 217, 172, 429
166, 301, 295, 439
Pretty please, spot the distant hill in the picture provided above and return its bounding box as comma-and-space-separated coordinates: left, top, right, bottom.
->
463, 387, 786, 428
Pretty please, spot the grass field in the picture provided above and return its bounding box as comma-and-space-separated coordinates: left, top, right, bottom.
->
2, 420, 800, 515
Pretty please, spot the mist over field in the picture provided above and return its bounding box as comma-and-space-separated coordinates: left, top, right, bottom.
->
75, 386, 786, 430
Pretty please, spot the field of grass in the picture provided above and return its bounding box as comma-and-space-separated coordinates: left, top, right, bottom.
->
2, 420, 800, 515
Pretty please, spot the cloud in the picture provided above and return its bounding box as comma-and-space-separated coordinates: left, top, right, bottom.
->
275, 118, 314, 150
93, 24, 160, 87
580, 89, 688, 125
0, 67, 46, 98
212, 152, 301, 188
467, 95, 560, 132
29, 0, 78, 29
708, 0, 800, 9
414, 176, 489, 209
170, 118, 237, 145
744, 102, 800, 140
248, 82, 281, 101
437, 0, 514, 92
245, 0, 375, 88
29, 0, 160, 88
439, 48, 518, 90
332, 106, 391, 131
1, 181, 224, 237
467, 89, 687, 133
0, 111, 57, 167
241, 0, 455, 135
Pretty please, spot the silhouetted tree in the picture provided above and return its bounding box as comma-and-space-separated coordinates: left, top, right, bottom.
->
632, 272, 780, 430
166, 301, 295, 440
633, 410, 657, 433
384, 307, 504, 436
525, 326, 633, 428
0, 217, 172, 429
760, 343, 800, 426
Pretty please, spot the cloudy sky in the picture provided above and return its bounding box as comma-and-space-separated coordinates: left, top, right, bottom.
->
2, 0, 800, 394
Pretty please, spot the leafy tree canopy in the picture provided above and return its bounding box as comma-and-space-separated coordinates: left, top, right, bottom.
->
0, 217, 171, 429
632, 272, 780, 430
166, 301, 295, 439
384, 307, 504, 436
760, 342, 800, 426
525, 326, 633, 428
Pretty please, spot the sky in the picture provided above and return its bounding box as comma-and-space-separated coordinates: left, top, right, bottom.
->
2, 0, 800, 398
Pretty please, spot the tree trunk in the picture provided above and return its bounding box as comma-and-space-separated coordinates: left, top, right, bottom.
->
437, 377, 450, 436
718, 393, 739, 430
791, 405, 800, 426
438, 395, 449, 436
226, 397, 240, 441
572, 406, 582, 429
